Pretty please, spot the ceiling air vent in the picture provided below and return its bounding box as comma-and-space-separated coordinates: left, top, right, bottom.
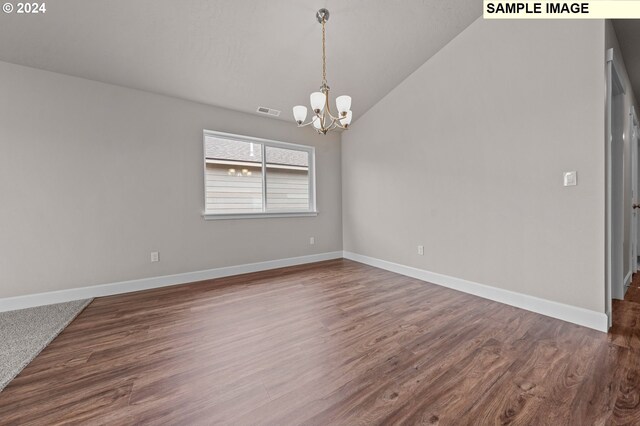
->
257, 106, 281, 117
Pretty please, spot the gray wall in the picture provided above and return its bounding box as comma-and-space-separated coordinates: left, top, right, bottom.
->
342, 19, 606, 313
0, 60, 342, 298
605, 20, 639, 286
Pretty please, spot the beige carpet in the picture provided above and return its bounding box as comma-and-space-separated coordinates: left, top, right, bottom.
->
0, 299, 92, 392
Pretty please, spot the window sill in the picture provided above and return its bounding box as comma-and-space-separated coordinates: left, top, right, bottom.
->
203, 211, 318, 220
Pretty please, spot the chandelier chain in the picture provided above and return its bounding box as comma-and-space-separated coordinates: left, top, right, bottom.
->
322, 17, 327, 86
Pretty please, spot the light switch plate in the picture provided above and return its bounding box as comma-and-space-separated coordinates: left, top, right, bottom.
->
563, 171, 577, 186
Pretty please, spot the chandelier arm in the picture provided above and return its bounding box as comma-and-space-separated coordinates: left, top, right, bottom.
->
331, 116, 348, 130
335, 120, 349, 130
296, 121, 316, 128
323, 89, 333, 114
298, 99, 348, 129
322, 117, 330, 132
327, 117, 341, 131
297, 110, 326, 129
323, 93, 345, 122
302, 114, 347, 131
325, 109, 343, 121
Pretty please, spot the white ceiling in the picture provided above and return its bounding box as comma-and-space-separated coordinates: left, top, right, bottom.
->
0, 0, 481, 122
613, 20, 640, 103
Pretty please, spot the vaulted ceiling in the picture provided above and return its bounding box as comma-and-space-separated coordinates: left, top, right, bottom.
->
0, 0, 481, 122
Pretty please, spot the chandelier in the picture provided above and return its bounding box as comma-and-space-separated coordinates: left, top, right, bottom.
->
292, 9, 352, 135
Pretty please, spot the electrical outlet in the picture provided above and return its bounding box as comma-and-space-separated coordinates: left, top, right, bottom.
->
563, 171, 577, 186
309, 237, 315, 245
417, 245, 424, 256
150, 251, 160, 262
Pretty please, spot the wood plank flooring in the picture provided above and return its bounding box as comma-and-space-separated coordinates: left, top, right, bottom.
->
1, 259, 640, 424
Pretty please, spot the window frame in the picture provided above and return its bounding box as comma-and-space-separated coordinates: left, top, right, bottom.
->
202, 129, 317, 220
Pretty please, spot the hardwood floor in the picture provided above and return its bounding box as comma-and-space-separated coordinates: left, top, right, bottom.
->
1, 259, 640, 424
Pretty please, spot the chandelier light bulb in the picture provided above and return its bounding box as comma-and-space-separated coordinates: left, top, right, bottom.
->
336, 96, 351, 116
340, 110, 353, 127
293, 105, 308, 124
312, 116, 322, 130
310, 92, 326, 113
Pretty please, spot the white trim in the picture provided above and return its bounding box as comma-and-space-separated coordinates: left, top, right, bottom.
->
203, 211, 318, 220
261, 141, 267, 210
625, 270, 633, 287
606, 48, 626, 94
203, 129, 316, 152
605, 47, 627, 327
266, 164, 308, 171
0, 251, 342, 313
606, 48, 614, 63
3, 250, 609, 332
205, 159, 262, 167
631, 106, 639, 275
343, 251, 608, 332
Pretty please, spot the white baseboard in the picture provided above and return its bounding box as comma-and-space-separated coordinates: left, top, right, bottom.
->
0, 251, 343, 312
2, 250, 609, 333
343, 251, 608, 333
625, 270, 633, 287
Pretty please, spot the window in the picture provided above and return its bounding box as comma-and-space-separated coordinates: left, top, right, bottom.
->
203, 130, 316, 219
